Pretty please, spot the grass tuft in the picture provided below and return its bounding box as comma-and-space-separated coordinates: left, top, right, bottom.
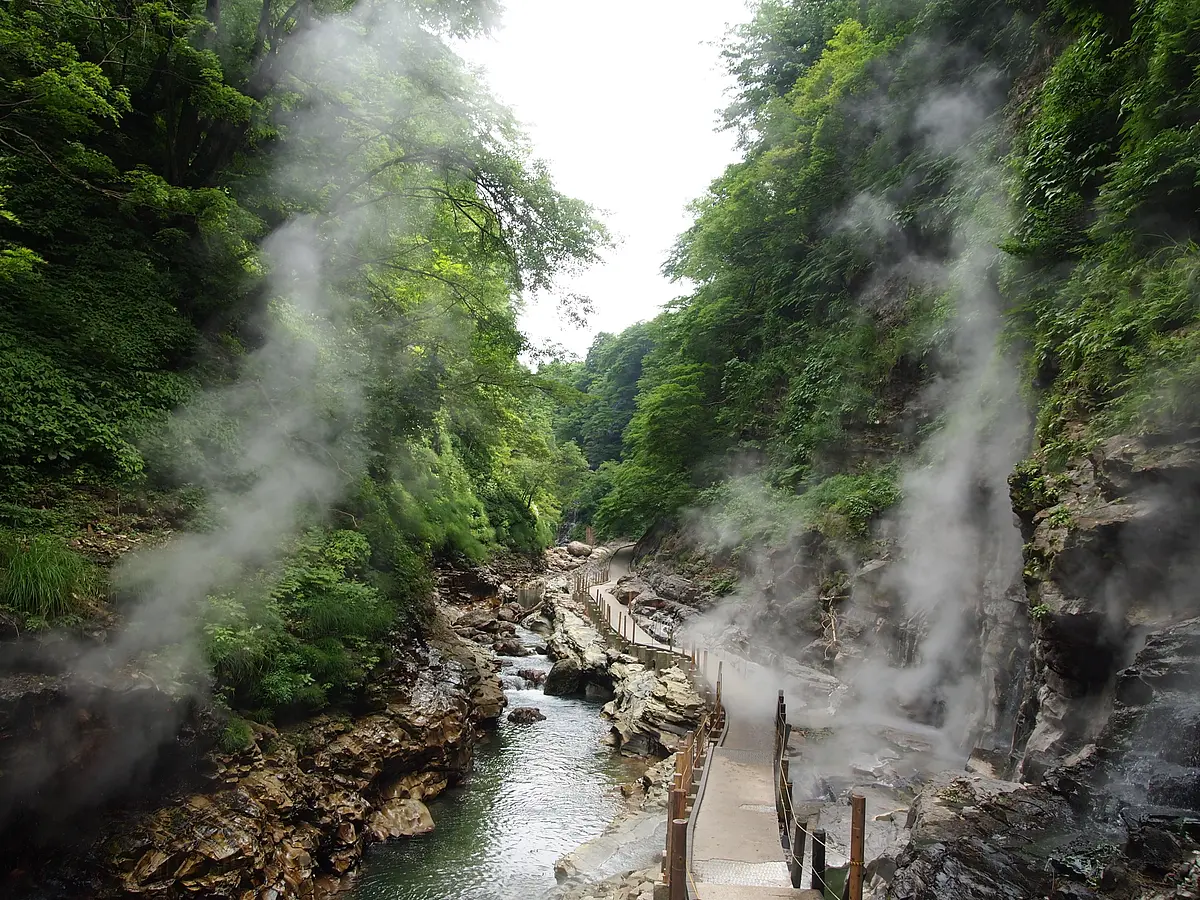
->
0, 532, 101, 618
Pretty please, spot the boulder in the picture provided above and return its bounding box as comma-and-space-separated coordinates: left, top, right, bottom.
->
544, 658, 582, 696
454, 608, 499, 631
876, 772, 1076, 900
650, 573, 702, 605
367, 799, 434, 840
516, 668, 547, 687
547, 608, 609, 674
615, 576, 651, 607
603, 662, 704, 756
492, 636, 528, 657
567, 541, 593, 558
496, 602, 524, 623
508, 707, 546, 725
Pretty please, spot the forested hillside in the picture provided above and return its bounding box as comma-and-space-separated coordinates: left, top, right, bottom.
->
568, 0, 1200, 548
0, 0, 600, 721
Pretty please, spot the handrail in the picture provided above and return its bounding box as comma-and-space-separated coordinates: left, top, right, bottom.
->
773, 692, 865, 900
567, 553, 722, 900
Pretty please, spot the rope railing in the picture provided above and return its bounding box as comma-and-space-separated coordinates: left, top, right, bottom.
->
773, 693, 866, 900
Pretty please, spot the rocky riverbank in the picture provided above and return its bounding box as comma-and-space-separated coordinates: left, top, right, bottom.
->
537, 549, 705, 757
106, 612, 504, 899
0, 555, 568, 900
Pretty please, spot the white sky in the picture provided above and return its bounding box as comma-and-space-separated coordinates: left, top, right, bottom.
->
460, 1, 753, 358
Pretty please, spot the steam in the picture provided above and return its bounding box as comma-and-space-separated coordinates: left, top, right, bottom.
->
679, 56, 1031, 770
0, 5, 513, 831
103, 219, 357, 683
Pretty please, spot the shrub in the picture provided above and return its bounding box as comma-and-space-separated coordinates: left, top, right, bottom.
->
218, 717, 255, 753
0, 532, 103, 618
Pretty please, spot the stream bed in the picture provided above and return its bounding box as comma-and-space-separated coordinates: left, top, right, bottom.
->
351, 632, 639, 900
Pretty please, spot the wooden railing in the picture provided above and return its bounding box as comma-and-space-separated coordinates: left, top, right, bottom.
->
665, 658, 723, 900
774, 692, 865, 900
566, 552, 723, 900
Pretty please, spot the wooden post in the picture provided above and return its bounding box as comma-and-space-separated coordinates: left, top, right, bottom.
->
668, 819, 687, 900
790, 819, 807, 889
701, 648, 708, 679
848, 793, 866, 900
812, 828, 827, 895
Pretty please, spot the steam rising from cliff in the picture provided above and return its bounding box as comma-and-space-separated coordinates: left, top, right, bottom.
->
678, 56, 1030, 764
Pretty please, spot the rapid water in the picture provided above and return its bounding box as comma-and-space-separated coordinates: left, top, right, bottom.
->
351, 630, 638, 900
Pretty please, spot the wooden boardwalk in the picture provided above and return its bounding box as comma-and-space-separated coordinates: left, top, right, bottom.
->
690, 662, 821, 900
586, 548, 822, 900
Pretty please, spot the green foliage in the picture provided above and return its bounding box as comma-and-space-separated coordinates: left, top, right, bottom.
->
695, 469, 900, 552
218, 717, 255, 753
565, 0, 1200, 545
203, 526, 412, 717
0, 532, 103, 618
1011, 0, 1200, 444
796, 471, 902, 539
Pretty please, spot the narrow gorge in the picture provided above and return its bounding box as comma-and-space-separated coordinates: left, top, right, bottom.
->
2, 0, 1200, 898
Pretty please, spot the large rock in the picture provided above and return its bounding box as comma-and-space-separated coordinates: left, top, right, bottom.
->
871, 772, 1077, 900
1012, 433, 1200, 778
650, 573, 702, 605
544, 658, 583, 696
567, 541, 593, 558
493, 636, 528, 657
603, 663, 704, 756
508, 707, 547, 724
367, 799, 434, 840
547, 608, 610, 675
1085, 616, 1200, 812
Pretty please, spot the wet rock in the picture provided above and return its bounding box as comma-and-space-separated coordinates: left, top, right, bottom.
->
1014, 433, 1200, 776
367, 799, 434, 840
1088, 616, 1200, 812
544, 658, 583, 697
1127, 825, 1185, 877
508, 707, 546, 724
567, 541, 593, 558
492, 636, 528, 657
880, 772, 1078, 900
520, 607, 554, 636
516, 667, 547, 687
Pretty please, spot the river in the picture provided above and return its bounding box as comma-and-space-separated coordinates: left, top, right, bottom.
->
350, 630, 640, 900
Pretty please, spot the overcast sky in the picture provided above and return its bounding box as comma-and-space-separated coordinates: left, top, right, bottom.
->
460, 1, 753, 358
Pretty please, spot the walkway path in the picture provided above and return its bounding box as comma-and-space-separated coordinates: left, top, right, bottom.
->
587, 546, 820, 899
691, 659, 821, 900
591, 544, 669, 649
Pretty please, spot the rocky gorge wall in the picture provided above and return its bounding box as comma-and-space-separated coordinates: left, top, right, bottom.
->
0, 565, 518, 900
618, 432, 1200, 899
